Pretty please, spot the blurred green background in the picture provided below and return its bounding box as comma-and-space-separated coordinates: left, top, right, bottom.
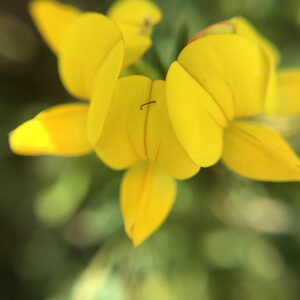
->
1, 0, 300, 299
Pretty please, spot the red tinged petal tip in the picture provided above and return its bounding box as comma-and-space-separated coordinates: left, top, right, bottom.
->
188, 21, 235, 44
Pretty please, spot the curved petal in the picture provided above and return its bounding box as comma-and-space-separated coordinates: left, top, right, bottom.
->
222, 121, 300, 181
166, 60, 224, 167
121, 161, 176, 246
29, 0, 81, 54
87, 40, 124, 145
108, 0, 162, 68
145, 80, 200, 179
230, 17, 278, 115
276, 69, 300, 115
95, 76, 200, 179
58, 13, 124, 100
9, 103, 91, 156
188, 18, 277, 117
177, 34, 270, 118
94, 75, 153, 169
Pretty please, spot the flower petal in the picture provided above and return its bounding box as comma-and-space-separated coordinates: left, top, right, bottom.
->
87, 39, 124, 145
58, 13, 124, 100
95, 76, 200, 178
222, 121, 300, 181
177, 34, 270, 119
145, 80, 200, 179
229, 17, 278, 114
121, 161, 176, 246
276, 69, 300, 115
94, 75, 153, 169
188, 18, 277, 117
29, 0, 81, 53
9, 103, 92, 156
166, 60, 224, 167
108, 0, 162, 68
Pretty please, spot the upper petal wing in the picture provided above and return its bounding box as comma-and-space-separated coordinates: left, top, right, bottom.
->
58, 13, 124, 100
29, 0, 81, 53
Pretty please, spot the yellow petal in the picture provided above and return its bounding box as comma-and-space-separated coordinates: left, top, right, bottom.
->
166, 61, 225, 168
230, 17, 279, 115
58, 13, 124, 100
231, 16, 280, 65
95, 75, 153, 169
121, 161, 176, 246
145, 80, 200, 179
95, 76, 200, 179
108, 0, 162, 68
87, 39, 124, 145
29, 0, 81, 54
188, 19, 278, 117
179, 34, 270, 118
231, 17, 278, 115
222, 121, 300, 181
9, 103, 92, 156
276, 69, 300, 115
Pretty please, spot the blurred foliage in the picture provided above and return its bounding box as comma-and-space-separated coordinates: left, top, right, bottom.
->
0, 0, 300, 299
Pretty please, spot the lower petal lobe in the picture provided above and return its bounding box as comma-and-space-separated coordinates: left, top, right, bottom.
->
121, 161, 176, 246
9, 103, 91, 156
58, 13, 124, 100
222, 120, 300, 181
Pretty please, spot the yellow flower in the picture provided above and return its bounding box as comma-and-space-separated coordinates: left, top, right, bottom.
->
189, 17, 300, 116
166, 29, 300, 181
29, 0, 162, 68
10, 1, 194, 246
10, 0, 162, 154
10, 12, 124, 155
94, 76, 200, 246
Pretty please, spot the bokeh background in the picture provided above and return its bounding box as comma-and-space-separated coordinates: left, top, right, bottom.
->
1, 0, 300, 299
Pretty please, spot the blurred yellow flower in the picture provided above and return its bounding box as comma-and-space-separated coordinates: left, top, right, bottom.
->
9, 5, 299, 247
166, 23, 300, 181
10, 12, 124, 155
94, 76, 200, 245
29, 0, 162, 68
10, 0, 188, 246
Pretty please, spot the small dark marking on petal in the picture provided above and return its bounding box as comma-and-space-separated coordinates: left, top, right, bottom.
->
140, 101, 156, 110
